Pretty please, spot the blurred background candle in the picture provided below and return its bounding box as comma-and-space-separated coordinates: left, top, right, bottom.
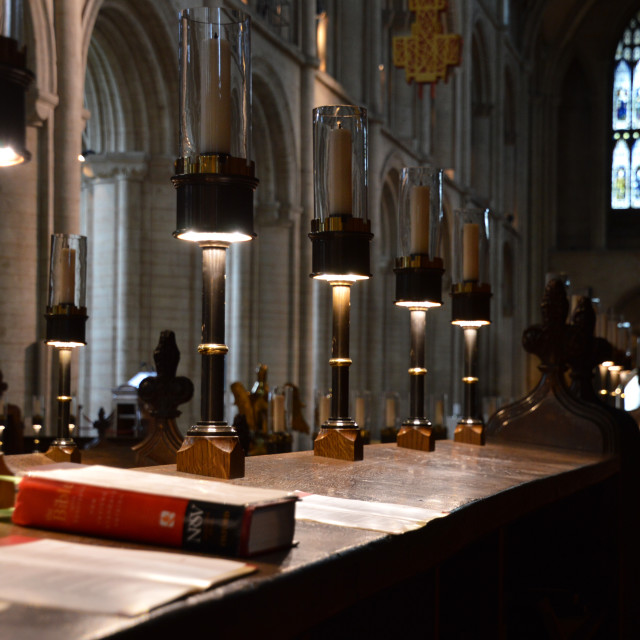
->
462, 222, 479, 281
410, 185, 430, 255
318, 393, 331, 426
272, 393, 285, 432
55, 247, 76, 305
328, 125, 352, 215
200, 32, 231, 154
355, 396, 365, 428
385, 396, 396, 428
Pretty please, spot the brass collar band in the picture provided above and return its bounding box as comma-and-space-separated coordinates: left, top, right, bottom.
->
451, 282, 491, 295
198, 343, 229, 355
47, 305, 88, 316
408, 367, 427, 375
311, 215, 371, 233
175, 154, 256, 177
396, 255, 443, 270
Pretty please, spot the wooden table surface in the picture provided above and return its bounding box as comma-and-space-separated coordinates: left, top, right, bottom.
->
0, 441, 619, 639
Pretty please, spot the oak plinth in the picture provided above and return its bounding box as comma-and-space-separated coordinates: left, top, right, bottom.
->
176, 435, 244, 479
454, 423, 485, 446
397, 425, 435, 452
45, 443, 81, 463
314, 428, 363, 461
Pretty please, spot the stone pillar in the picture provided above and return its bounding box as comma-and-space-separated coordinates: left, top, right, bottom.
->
299, 0, 321, 431
53, 0, 83, 235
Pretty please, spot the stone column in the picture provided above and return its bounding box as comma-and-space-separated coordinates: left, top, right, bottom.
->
299, 0, 321, 431
53, 0, 83, 235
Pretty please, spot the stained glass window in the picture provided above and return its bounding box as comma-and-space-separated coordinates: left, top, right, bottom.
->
611, 12, 640, 210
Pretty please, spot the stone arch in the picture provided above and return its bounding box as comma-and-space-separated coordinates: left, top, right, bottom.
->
25, 0, 57, 109
84, 0, 177, 154
377, 150, 405, 262
252, 56, 299, 213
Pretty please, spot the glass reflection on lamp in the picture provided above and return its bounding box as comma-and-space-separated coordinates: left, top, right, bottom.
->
310, 105, 371, 461
45, 234, 88, 460
171, 7, 258, 479
0, 0, 33, 166
451, 208, 491, 446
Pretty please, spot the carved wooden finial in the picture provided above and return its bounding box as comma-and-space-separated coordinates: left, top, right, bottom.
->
133, 331, 193, 466
138, 331, 193, 419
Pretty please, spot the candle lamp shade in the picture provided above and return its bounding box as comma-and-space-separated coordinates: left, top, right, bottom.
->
310, 105, 371, 280
172, 6, 257, 244
0, 0, 34, 167
394, 166, 444, 308
45, 234, 88, 347
451, 208, 491, 325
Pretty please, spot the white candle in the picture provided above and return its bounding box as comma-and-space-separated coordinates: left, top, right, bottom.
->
385, 397, 396, 428
410, 185, 430, 255
55, 248, 76, 305
355, 397, 366, 428
328, 125, 352, 215
435, 399, 444, 425
318, 395, 331, 426
200, 33, 231, 154
272, 394, 285, 432
462, 223, 479, 281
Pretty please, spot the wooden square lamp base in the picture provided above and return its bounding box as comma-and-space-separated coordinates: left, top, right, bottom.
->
176, 435, 244, 479
454, 422, 485, 446
45, 443, 81, 463
314, 428, 363, 461
397, 426, 435, 452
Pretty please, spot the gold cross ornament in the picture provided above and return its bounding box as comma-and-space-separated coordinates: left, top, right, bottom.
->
393, 0, 462, 85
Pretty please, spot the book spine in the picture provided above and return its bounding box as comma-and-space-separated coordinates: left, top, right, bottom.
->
12, 477, 250, 556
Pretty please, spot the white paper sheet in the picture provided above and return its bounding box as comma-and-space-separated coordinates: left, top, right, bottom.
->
294, 493, 446, 534
0, 537, 255, 616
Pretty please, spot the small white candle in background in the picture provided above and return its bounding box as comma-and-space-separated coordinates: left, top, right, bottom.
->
328, 125, 352, 215
318, 395, 331, 426
272, 394, 285, 433
200, 32, 231, 154
410, 185, 430, 255
55, 248, 76, 305
355, 397, 366, 428
435, 399, 444, 425
385, 397, 396, 428
569, 294, 580, 317
462, 223, 479, 281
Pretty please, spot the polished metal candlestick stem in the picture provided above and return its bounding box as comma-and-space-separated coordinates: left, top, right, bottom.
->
328, 282, 355, 426
194, 243, 231, 432
408, 309, 428, 422
53, 347, 74, 446
461, 326, 481, 425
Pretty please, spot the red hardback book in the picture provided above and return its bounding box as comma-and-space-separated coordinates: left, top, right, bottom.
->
12, 465, 297, 557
